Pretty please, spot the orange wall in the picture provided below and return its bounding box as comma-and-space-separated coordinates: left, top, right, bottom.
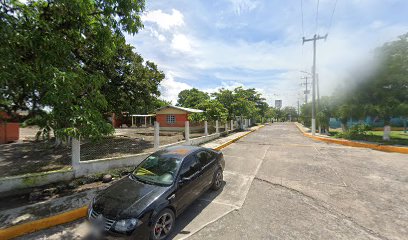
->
0, 123, 19, 144
156, 114, 188, 127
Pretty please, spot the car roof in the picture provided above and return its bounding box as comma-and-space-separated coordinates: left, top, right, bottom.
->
156, 145, 206, 159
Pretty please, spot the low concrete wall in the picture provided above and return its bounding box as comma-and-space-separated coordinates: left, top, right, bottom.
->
74, 153, 150, 177
0, 168, 74, 195
190, 133, 220, 145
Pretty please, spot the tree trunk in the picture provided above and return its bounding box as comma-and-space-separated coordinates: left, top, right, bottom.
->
404, 118, 407, 133
341, 123, 346, 132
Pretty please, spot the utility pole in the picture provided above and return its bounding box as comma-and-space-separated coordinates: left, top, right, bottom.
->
316, 73, 321, 133
316, 73, 320, 109
303, 34, 327, 135
300, 76, 310, 103
297, 99, 300, 121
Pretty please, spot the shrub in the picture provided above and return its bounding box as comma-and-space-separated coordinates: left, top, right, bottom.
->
335, 124, 372, 140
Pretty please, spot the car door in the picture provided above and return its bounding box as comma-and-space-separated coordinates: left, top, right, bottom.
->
195, 150, 217, 190
174, 155, 202, 213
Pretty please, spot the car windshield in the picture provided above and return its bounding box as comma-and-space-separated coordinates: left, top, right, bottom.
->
132, 153, 183, 186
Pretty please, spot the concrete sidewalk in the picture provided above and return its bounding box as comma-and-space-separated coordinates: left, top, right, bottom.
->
0, 125, 262, 236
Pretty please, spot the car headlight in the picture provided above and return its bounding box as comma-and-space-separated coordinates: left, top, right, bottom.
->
113, 218, 142, 233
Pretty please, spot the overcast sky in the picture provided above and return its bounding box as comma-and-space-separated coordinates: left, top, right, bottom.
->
125, 0, 408, 107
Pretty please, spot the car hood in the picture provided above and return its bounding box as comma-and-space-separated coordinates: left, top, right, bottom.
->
92, 176, 167, 219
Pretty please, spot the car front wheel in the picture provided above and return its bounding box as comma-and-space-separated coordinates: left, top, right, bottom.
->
150, 208, 175, 240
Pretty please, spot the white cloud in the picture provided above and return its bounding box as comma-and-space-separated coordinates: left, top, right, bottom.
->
142, 9, 184, 31
146, 27, 166, 42
171, 34, 193, 53
159, 73, 192, 104
202, 81, 245, 94
370, 20, 385, 29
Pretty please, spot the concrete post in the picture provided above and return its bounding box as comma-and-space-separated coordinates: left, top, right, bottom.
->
185, 121, 190, 144
204, 121, 208, 136
215, 120, 219, 133
230, 120, 234, 131
249, 119, 251, 127
72, 138, 80, 168
154, 121, 160, 150
225, 122, 228, 132
243, 119, 247, 130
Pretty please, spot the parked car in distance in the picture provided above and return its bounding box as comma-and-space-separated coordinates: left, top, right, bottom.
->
87, 145, 225, 240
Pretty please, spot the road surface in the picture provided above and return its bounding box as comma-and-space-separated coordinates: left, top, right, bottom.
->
20, 123, 408, 240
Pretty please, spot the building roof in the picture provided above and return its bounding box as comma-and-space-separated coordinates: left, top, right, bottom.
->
155, 105, 204, 113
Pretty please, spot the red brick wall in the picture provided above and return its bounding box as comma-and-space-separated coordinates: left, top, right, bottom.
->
156, 114, 188, 127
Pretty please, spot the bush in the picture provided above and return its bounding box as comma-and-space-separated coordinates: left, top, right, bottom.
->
335, 124, 372, 140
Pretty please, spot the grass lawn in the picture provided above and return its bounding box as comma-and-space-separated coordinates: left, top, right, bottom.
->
367, 131, 408, 140
328, 129, 408, 146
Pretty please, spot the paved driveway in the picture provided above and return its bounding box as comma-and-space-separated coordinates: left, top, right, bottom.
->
20, 123, 408, 240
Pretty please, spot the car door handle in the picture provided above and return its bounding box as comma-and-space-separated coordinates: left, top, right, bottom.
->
167, 194, 175, 200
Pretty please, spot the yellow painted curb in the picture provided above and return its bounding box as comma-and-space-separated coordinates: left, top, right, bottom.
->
0, 206, 88, 240
294, 123, 408, 154
214, 125, 265, 151
0, 125, 265, 239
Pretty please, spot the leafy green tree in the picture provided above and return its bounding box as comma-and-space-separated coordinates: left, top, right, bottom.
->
282, 106, 298, 121
176, 88, 210, 108
212, 87, 268, 122
0, 0, 165, 141
212, 89, 236, 120
188, 100, 228, 122
300, 103, 312, 127
264, 107, 277, 122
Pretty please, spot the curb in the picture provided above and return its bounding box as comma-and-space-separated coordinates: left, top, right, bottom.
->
0, 125, 264, 240
0, 206, 87, 240
294, 123, 408, 154
214, 126, 264, 151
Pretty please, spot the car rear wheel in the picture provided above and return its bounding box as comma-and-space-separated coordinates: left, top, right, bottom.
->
150, 208, 175, 240
211, 169, 223, 191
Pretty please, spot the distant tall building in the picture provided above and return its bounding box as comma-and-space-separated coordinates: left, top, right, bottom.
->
275, 100, 282, 109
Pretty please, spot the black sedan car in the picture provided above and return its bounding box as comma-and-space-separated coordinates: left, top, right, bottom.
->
87, 145, 225, 240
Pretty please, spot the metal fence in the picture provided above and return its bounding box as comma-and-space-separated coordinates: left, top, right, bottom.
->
1, 119, 246, 178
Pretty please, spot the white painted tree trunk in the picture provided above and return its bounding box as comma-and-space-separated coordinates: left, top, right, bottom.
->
383, 125, 391, 141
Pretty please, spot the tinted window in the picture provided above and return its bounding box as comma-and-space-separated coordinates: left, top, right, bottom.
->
196, 151, 212, 166
179, 155, 201, 178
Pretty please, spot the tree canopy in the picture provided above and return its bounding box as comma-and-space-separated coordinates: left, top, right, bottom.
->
0, 0, 165, 140
176, 88, 210, 108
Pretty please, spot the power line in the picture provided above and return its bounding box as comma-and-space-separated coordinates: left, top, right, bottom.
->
315, 0, 320, 33
327, 0, 338, 34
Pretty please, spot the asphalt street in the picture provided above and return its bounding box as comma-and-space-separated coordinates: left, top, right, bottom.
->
20, 123, 408, 240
